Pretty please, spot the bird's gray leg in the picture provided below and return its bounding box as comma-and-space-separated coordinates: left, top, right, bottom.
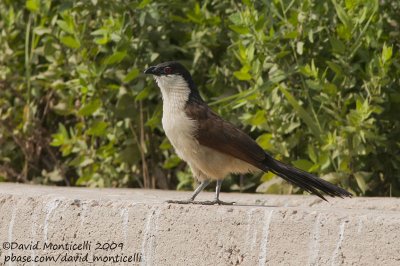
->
190, 180, 235, 205
166, 180, 210, 204
166, 180, 235, 205
211, 179, 235, 205
190, 180, 211, 201
215, 179, 222, 201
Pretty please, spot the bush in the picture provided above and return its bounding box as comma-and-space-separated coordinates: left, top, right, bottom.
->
0, 0, 399, 196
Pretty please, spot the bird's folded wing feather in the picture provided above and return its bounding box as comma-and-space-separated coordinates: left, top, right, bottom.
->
185, 100, 266, 168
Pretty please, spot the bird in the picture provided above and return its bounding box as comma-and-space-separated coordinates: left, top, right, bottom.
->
144, 61, 352, 205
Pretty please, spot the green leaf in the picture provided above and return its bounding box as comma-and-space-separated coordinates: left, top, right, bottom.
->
176, 171, 193, 191
91, 29, 108, 36
123, 68, 140, 83
233, 71, 252, 81
78, 99, 102, 116
145, 107, 162, 129
255, 14, 265, 31
43, 168, 64, 182
349, 4, 377, 58
229, 25, 250, 35
138, 0, 151, 9
326, 61, 343, 76
330, 38, 346, 54
135, 87, 151, 101
261, 171, 275, 182
56, 20, 74, 34
354, 172, 371, 194
228, 13, 241, 25
256, 178, 283, 193
321, 172, 347, 183
94, 36, 109, 45
308, 144, 317, 163
256, 133, 273, 150
159, 138, 172, 150
26, 0, 40, 12
163, 155, 181, 169
60, 35, 80, 49
382, 43, 393, 63
50, 124, 69, 147
34, 26, 51, 35
319, 153, 330, 170
292, 159, 314, 171
50, 134, 64, 147
69, 156, 94, 167
87, 121, 108, 136
117, 146, 141, 165
299, 60, 318, 78
278, 85, 322, 140
76, 173, 93, 186
337, 24, 351, 40
104, 51, 127, 65
114, 94, 136, 119
269, 68, 286, 83
331, 0, 352, 30
242, 0, 252, 6
306, 80, 322, 91
248, 110, 266, 126
284, 31, 298, 39
323, 83, 337, 95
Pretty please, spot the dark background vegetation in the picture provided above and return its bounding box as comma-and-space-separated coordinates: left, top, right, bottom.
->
0, 0, 399, 196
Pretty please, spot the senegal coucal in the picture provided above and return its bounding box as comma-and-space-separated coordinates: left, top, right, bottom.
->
144, 61, 351, 205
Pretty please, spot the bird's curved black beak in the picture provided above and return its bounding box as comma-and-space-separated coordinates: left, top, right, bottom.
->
144, 66, 157, 75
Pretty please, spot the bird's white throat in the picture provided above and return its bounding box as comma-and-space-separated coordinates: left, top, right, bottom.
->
154, 75, 190, 112
154, 74, 198, 168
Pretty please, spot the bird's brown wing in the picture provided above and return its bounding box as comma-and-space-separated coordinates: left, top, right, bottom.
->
184, 100, 352, 200
185, 100, 266, 168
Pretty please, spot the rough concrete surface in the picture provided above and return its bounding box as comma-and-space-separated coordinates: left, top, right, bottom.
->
0, 183, 399, 266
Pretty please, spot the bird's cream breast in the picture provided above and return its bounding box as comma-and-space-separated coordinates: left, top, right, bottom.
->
162, 110, 199, 161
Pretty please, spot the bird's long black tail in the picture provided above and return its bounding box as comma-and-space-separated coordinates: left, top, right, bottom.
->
262, 155, 352, 201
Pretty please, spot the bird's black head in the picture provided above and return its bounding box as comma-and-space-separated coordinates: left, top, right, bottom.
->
144, 61, 191, 78
144, 61, 201, 101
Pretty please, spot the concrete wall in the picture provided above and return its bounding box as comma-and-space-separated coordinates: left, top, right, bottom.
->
0, 183, 399, 265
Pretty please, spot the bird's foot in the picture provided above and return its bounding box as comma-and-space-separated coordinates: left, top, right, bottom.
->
166, 199, 235, 205
193, 199, 235, 205
212, 199, 236, 205
165, 199, 194, 204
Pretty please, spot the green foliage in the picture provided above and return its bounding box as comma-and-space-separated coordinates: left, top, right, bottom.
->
0, 0, 399, 196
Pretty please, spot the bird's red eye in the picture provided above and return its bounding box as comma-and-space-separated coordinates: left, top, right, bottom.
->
164, 67, 173, 74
